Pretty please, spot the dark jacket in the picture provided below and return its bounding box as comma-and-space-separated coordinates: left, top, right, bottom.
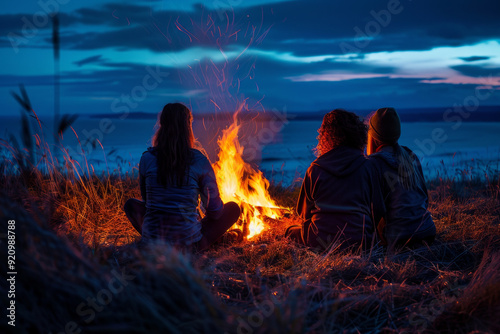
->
139, 148, 223, 245
369, 145, 436, 246
296, 146, 384, 250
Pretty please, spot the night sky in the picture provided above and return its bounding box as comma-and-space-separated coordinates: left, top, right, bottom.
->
2, 0, 500, 116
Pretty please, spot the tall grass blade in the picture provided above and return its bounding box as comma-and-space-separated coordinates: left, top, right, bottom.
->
21, 112, 34, 164
57, 114, 78, 138
10, 84, 32, 112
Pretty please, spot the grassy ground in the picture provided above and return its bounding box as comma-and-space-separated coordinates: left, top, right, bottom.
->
1, 149, 499, 334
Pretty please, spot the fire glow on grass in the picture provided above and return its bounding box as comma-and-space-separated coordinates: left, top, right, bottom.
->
213, 112, 282, 239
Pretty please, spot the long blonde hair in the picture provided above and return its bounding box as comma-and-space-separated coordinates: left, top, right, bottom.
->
370, 134, 423, 190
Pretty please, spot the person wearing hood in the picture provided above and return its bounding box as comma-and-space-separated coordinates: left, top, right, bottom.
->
286, 109, 385, 251
123, 103, 240, 250
367, 107, 436, 249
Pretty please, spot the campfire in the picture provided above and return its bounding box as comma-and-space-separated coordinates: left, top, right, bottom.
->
173, 10, 283, 239
212, 112, 283, 239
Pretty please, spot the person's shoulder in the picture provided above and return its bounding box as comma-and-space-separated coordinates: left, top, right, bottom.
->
141, 147, 156, 160
401, 145, 417, 158
369, 150, 391, 159
305, 160, 322, 178
191, 148, 208, 159
401, 146, 424, 169
190, 148, 212, 168
365, 154, 395, 182
401, 145, 412, 153
142, 147, 156, 154
368, 149, 397, 168
139, 148, 156, 173
366, 152, 386, 166
401, 146, 419, 160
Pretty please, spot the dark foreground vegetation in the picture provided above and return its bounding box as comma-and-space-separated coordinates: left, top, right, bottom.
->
1, 135, 499, 334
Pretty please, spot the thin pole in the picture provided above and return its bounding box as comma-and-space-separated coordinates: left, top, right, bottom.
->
52, 13, 60, 161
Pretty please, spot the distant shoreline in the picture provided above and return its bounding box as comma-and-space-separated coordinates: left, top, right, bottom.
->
85, 106, 500, 122
1, 106, 499, 123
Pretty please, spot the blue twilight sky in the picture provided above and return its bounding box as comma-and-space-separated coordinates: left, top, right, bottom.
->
1, 0, 500, 116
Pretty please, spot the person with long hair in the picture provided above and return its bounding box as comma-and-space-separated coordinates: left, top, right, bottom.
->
124, 103, 240, 250
367, 107, 435, 249
285, 109, 384, 251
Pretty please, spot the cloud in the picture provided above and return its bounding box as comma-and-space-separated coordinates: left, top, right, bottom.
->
1, 0, 499, 57
73, 55, 104, 67
450, 65, 500, 78
63, 26, 173, 52
459, 56, 491, 62
421, 75, 500, 86
254, 0, 500, 56
286, 73, 386, 82
1, 0, 500, 116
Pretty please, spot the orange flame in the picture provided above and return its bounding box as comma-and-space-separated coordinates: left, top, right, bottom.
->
213, 113, 281, 239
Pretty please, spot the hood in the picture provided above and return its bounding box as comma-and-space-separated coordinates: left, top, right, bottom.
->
312, 146, 367, 177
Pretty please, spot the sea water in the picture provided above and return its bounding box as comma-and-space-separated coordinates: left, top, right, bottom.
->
1, 115, 499, 185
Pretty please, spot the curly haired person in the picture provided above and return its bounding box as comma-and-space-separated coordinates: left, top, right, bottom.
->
285, 109, 384, 251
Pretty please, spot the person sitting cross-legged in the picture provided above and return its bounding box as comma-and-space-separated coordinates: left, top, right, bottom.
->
123, 103, 241, 251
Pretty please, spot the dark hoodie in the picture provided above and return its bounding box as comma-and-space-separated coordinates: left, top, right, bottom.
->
369, 145, 436, 246
296, 146, 384, 250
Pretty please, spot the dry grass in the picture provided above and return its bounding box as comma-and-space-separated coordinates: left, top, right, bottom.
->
1, 118, 500, 333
